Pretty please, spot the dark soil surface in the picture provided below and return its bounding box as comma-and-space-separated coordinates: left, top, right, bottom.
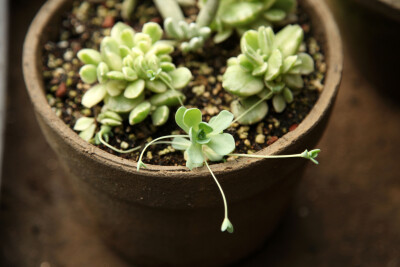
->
42, 0, 326, 166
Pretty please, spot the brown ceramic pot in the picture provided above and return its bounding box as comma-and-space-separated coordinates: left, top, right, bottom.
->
23, 0, 342, 266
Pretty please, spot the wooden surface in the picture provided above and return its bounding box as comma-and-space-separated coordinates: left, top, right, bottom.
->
1, 0, 400, 266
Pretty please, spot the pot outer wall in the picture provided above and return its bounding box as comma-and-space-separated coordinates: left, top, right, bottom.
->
23, 0, 343, 266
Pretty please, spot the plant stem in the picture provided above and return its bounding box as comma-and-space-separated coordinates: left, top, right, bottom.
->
99, 133, 141, 154
228, 153, 303, 159
231, 92, 273, 124
153, 0, 185, 21
204, 160, 228, 220
196, 0, 220, 27
159, 75, 185, 106
137, 134, 189, 170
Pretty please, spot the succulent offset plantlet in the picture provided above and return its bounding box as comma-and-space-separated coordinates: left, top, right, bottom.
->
154, 0, 220, 52
164, 18, 212, 52
136, 107, 321, 233
77, 21, 192, 129
211, 0, 297, 43
223, 24, 314, 125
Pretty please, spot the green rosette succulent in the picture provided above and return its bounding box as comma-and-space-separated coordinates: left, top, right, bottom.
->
211, 0, 297, 43
77, 22, 192, 127
222, 24, 314, 125
171, 107, 235, 170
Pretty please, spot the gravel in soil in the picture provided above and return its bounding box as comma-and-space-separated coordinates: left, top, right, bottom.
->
42, 0, 326, 166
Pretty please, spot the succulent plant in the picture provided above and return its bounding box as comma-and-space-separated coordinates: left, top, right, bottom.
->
222, 24, 314, 125
77, 21, 192, 128
154, 0, 220, 52
211, 0, 297, 43
164, 18, 212, 52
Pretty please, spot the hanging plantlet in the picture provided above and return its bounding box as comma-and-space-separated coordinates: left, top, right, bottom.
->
222, 24, 315, 124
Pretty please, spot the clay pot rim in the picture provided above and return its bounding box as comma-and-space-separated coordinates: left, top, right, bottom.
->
22, 0, 342, 178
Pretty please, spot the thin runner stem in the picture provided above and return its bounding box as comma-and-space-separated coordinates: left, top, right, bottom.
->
204, 160, 228, 219
231, 92, 273, 124
99, 133, 141, 154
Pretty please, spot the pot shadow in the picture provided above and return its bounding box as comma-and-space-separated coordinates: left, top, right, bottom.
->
329, 0, 400, 104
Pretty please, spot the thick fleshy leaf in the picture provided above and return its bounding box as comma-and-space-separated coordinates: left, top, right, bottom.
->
203, 145, 224, 162
238, 54, 255, 72
77, 49, 101, 65
231, 96, 269, 125
207, 133, 235, 156
97, 62, 109, 83
263, 9, 286, 22
183, 108, 202, 130
100, 37, 120, 55
272, 94, 286, 113
98, 118, 123, 126
105, 80, 126, 96
282, 55, 298, 73
265, 49, 283, 81
160, 62, 175, 72
222, 65, 264, 97
209, 110, 234, 134
169, 67, 192, 89
74, 117, 95, 131
97, 111, 123, 122
143, 22, 163, 44
175, 106, 189, 133
290, 53, 314, 75
79, 64, 97, 84
150, 42, 175, 56
151, 105, 170, 126
274, 25, 303, 57
171, 137, 191, 151
79, 124, 96, 142
82, 84, 107, 108
110, 22, 132, 41
241, 30, 259, 53
145, 80, 167, 93
124, 79, 145, 99
104, 92, 145, 113
106, 71, 125, 80
103, 51, 123, 71
129, 101, 151, 125
186, 143, 204, 170
257, 26, 275, 57
122, 67, 138, 81
283, 74, 304, 89
221, 2, 263, 26
149, 90, 186, 106
213, 29, 233, 44
283, 87, 294, 103
120, 28, 135, 48
273, 0, 297, 13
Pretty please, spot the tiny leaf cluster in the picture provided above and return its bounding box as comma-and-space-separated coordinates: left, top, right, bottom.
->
222, 25, 314, 125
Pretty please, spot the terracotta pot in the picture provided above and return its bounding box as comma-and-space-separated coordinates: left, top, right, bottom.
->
23, 0, 342, 266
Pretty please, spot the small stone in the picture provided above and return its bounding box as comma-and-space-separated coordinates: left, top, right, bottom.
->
120, 141, 129, 150
63, 50, 74, 61
267, 136, 278, 145
69, 90, 77, 98
56, 82, 67, 98
289, 124, 298, 132
244, 139, 251, 147
255, 134, 265, 144
208, 76, 216, 84
57, 40, 69, 49
192, 85, 205, 96
81, 108, 91, 116
147, 151, 153, 159
238, 126, 249, 139
102, 15, 115, 28
256, 123, 264, 134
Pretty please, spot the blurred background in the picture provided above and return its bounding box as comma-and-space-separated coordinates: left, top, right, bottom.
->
0, 0, 399, 266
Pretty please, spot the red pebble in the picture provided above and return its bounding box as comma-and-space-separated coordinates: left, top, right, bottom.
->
267, 136, 278, 145
56, 82, 67, 98
150, 17, 161, 24
289, 124, 298, 132
102, 15, 115, 28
